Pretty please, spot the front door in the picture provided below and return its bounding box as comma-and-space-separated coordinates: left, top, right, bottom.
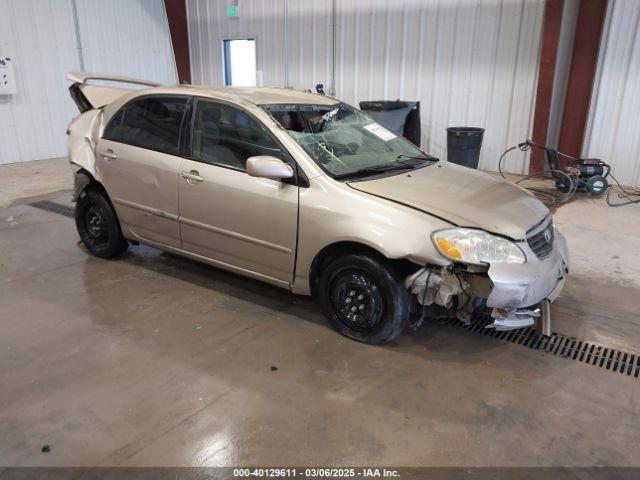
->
178, 99, 298, 282
95, 95, 188, 247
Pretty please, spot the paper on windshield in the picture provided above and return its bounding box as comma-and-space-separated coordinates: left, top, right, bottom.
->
363, 123, 397, 141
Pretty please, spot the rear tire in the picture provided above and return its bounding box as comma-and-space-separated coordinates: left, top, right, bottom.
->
317, 254, 410, 345
75, 188, 128, 258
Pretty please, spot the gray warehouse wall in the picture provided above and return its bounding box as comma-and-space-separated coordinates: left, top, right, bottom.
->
0, 0, 178, 165
583, 0, 640, 187
187, 0, 545, 174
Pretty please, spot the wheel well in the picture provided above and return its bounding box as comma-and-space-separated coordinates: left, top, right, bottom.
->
75, 168, 108, 199
308, 241, 420, 297
74, 169, 121, 217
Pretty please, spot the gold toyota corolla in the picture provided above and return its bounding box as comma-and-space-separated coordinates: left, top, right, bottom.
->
66, 72, 569, 345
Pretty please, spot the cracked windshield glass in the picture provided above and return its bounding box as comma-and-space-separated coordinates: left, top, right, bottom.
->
264, 103, 436, 179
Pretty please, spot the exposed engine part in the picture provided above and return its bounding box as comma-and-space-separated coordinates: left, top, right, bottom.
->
405, 266, 551, 333
405, 267, 492, 323
405, 268, 464, 309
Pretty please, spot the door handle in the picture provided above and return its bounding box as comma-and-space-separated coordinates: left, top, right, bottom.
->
181, 170, 204, 183
99, 149, 118, 160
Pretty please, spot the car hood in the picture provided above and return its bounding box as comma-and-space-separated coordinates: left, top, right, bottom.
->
347, 161, 548, 240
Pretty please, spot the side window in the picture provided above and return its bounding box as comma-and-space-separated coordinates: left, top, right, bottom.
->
192, 101, 282, 171
103, 108, 125, 142
120, 96, 188, 156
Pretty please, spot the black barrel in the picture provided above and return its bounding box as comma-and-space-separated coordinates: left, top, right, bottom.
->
446, 127, 485, 169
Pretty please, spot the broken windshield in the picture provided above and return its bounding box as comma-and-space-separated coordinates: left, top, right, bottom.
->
262, 103, 436, 179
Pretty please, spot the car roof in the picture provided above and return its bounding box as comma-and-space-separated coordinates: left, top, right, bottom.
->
141, 85, 340, 107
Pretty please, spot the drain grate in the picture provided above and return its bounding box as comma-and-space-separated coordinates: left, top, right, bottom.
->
445, 315, 640, 379
29, 200, 75, 218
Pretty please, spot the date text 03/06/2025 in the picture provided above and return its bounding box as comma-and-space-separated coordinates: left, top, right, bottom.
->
233, 468, 401, 478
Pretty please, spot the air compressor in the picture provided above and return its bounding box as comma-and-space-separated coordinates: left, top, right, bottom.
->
516, 140, 611, 197
499, 140, 640, 207
548, 152, 610, 197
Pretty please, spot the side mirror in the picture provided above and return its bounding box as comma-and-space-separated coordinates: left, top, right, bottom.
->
246, 156, 294, 180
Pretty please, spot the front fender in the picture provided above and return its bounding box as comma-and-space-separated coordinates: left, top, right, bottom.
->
292, 176, 454, 295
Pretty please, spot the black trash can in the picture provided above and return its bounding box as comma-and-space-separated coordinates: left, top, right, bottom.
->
446, 127, 485, 169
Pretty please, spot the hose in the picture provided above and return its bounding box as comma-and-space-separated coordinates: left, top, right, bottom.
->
497, 142, 577, 207
606, 173, 640, 207
497, 140, 640, 207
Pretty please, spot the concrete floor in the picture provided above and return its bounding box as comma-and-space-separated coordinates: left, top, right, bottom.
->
0, 157, 71, 208
1, 159, 639, 467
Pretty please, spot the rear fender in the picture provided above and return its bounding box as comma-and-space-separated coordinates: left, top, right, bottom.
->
67, 109, 103, 181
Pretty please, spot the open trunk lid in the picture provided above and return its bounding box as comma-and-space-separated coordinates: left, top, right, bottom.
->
67, 71, 160, 112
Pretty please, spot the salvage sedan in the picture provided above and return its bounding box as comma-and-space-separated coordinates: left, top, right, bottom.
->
66, 72, 569, 344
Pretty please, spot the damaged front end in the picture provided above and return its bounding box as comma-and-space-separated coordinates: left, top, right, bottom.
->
406, 223, 569, 335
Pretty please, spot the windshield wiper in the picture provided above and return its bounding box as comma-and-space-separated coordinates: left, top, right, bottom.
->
396, 154, 439, 162
334, 161, 415, 180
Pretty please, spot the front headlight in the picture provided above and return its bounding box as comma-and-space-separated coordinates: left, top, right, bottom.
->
431, 228, 525, 265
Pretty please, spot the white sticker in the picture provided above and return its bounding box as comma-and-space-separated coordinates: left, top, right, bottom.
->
363, 123, 397, 141
0, 57, 17, 95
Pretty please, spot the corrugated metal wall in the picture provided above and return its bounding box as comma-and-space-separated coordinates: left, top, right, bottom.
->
187, 0, 545, 173
74, 0, 177, 84
583, 0, 640, 186
0, 0, 177, 165
0, 0, 79, 165
188, 0, 288, 87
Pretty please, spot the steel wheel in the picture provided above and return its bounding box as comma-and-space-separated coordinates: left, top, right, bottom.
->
329, 269, 385, 337
75, 188, 128, 258
83, 204, 110, 248
318, 254, 410, 345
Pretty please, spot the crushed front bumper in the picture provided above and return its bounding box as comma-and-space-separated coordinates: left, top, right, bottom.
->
406, 231, 569, 334
486, 231, 569, 309
485, 230, 569, 333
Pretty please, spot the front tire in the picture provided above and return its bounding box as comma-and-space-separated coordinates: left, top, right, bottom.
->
318, 254, 410, 345
75, 188, 128, 258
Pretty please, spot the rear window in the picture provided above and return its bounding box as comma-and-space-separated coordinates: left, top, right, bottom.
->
114, 96, 188, 156
103, 109, 124, 142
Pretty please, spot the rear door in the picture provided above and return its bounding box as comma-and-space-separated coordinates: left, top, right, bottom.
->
178, 99, 299, 282
95, 95, 188, 248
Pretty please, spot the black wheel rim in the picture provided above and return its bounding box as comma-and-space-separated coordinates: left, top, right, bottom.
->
329, 269, 385, 337
83, 204, 109, 248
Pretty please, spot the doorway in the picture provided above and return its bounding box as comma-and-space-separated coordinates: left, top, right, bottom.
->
222, 38, 256, 86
